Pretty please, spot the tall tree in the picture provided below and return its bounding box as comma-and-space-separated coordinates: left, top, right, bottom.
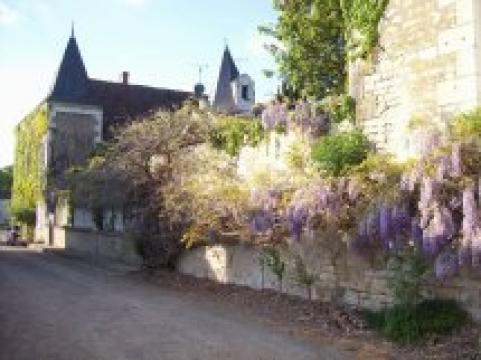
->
260, 0, 346, 100
0, 166, 13, 199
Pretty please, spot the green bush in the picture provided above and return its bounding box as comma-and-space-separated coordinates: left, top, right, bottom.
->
387, 249, 428, 306
12, 207, 36, 226
450, 107, 481, 140
312, 131, 370, 176
322, 94, 356, 124
209, 117, 264, 157
365, 299, 469, 344
259, 246, 285, 292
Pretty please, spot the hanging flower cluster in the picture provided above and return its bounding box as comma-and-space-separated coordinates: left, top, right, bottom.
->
261, 102, 288, 131
350, 141, 481, 280
242, 140, 481, 281
261, 101, 329, 135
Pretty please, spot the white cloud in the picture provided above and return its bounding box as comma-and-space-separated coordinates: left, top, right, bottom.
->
0, 2, 19, 27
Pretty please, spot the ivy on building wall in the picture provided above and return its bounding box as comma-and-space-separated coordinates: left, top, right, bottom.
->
262, 0, 389, 100
11, 103, 48, 221
340, 0, 389, 59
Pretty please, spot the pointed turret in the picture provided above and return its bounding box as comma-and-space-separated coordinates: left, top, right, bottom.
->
48, 31, 93, 104
213, 46, 240, 112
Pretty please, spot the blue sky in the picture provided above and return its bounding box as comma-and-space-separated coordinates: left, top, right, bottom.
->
0, 0, 279, 167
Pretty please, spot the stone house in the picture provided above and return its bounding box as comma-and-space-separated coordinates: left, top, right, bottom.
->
31, 31, 193, 244
12, 29, 255, 245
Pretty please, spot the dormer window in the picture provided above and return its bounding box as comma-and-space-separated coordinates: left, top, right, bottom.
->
241, 85, 249, 100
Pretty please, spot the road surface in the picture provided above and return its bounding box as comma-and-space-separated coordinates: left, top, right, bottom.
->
0, 247, 351, 360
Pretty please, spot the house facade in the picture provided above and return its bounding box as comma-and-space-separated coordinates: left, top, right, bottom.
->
20, 31, 256, 244
30, 31, 193, 244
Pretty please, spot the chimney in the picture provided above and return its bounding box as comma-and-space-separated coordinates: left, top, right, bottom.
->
121, 71, 129, 85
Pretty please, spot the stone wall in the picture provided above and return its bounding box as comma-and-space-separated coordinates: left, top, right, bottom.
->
177, 243, 481, 321
51, 227, 142, 266
353, 0, 481, 157
0, 199, 10, 225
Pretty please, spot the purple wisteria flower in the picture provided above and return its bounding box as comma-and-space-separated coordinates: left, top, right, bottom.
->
379, 205, 392, 251
451, 142, 462, 177
261, 102, 288, 131
411, 219, 423, 251
436, 154, 451, 182
422, 205, 454, 258
435, 249, 459, 280
286, 190, 310, 242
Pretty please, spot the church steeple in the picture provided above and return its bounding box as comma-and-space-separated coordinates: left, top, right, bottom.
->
213, 46, 240, 112
48, 29, 92, 104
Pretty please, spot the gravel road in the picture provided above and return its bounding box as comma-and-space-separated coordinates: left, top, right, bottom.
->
0, 247, 351, 360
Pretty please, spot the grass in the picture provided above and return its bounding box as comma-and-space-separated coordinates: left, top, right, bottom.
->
364, 298, 470, 345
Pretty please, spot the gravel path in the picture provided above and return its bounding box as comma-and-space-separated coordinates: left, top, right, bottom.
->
0, 247, 351, 360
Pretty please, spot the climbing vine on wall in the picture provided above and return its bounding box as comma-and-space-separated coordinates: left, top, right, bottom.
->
340, 0, 389, 59
11, 103, 48, 220
262, 0, 389, 99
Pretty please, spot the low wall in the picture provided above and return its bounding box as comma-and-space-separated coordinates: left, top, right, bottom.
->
177, 243, 481, 321
52, 227, 142, 266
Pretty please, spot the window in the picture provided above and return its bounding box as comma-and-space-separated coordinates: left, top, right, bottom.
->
241, 85, 249, 100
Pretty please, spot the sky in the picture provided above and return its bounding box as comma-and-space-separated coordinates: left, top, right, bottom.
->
0, 0, 279, 167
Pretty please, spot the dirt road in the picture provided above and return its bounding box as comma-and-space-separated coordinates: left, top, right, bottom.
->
0, 247, 351, 360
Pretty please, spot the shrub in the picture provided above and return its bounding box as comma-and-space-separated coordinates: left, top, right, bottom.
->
13, 207, 36, 226
365, 299, 469, 344
312, 131, 370, 176
209, 117, 264, 157
291, 254, 316, 299
450, 107, 481, 141
259, 246, 285, 292
387, 248, 428, 306
321, 94, 356, 124
131, 231, 182, 269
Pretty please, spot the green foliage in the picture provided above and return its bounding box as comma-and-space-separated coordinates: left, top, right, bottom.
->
12, 104, 48, 218
261, 1, 389, 99
312, 131, 370, 176
387, 248, 428, 306
450, 107, 481, 141
0, 166, 13, 198
322, 94, 356, 124
12, 207, 36, 226
259, 246, 286, 291
260, 0, 346, 100
340, 0, 389, 59
291, 254, 316, 299
209, 117, 264, 157
365, 299, 469, 344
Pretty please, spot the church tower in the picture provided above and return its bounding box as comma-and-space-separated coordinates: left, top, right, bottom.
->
213, 46, 255, 114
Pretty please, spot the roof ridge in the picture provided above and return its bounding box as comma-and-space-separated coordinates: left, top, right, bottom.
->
89, 78, 191, 94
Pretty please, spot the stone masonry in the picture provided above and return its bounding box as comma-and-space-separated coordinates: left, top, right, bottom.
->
352, 0, 481, 157
177, 243, 481, 322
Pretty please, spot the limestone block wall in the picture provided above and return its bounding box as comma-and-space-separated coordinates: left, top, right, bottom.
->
177, 244, 481, 321
51, 227, 142, 266
353, 0, 481, 157
0, 199, 10, 225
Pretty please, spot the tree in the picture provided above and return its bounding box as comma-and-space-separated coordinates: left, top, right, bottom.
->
69, 109, 211, 267
261, 0, 389, 100
260, 0, 346, 100
0, 166, 13, 199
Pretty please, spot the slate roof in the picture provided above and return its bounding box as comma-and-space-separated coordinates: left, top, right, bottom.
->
48, 35, 94, 104
48, 34, 192, 137
213, 46, 240, 112
90, 80, 191, 137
